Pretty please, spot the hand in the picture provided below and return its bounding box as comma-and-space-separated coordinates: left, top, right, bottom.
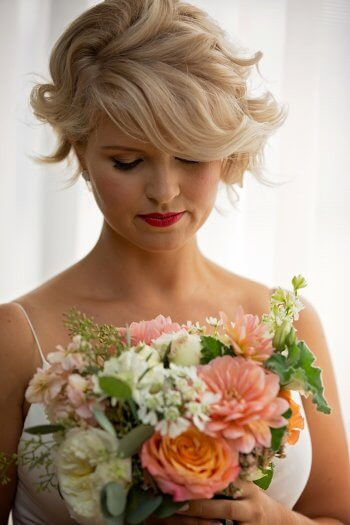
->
146, 478, 289, 524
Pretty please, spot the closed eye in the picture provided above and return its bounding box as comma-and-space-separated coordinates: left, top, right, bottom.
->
111, 157, 200, 171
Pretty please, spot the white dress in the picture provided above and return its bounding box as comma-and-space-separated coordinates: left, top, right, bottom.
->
11, 302, 312, 524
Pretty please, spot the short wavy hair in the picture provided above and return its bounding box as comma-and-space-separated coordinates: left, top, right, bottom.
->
30, 0, 288, 205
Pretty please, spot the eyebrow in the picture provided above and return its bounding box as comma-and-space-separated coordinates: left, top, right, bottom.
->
101, 145, 145, 152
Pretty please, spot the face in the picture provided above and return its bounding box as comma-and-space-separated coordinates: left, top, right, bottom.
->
79, 114, 223, 253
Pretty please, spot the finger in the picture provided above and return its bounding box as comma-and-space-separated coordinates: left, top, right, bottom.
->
147, 516, 222, 525
176, 498, 250, 522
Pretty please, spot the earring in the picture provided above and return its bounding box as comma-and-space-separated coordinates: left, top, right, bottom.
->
82, 170, 92, 191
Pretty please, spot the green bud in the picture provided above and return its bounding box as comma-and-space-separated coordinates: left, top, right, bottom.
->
292, 275, 307, 292
286, 327, 296, 346
273, 319, 292, 351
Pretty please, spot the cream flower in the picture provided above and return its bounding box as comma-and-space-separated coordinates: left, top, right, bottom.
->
153, 329, 202, 366
135, 343, 161, 367
55, 427, 131, 523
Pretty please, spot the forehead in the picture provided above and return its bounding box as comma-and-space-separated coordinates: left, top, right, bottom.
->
91, 113, 155, 152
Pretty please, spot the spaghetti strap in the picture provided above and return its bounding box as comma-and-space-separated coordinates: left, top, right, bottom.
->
13, 302, 49, 367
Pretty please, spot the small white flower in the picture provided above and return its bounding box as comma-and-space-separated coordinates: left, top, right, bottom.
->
164, 390, 182, 406
205, 316, 224, 327
156, 416, 190, 438
163, 405, 180, 421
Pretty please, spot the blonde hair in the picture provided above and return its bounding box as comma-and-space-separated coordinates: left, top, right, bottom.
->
30, 0, 288, 206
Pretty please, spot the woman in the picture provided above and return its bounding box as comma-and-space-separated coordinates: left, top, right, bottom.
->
1, 1, 348, 524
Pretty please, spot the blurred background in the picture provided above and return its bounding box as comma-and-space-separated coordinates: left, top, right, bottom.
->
0, 0, 349, 451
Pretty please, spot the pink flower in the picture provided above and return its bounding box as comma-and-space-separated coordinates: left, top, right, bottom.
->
66, 374, 89, 405
47, 349, 87, 372
197, 355, 289, 453
219, 307, 274, 363
25, 368, 65, 404
117, 314, 182, 346
140, 425, 240, 501
44, 394, 75, 421
66, 374, 95, 420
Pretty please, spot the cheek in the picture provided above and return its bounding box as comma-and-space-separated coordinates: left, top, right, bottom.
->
92, 170, 141, 214
188, 167, 220, 205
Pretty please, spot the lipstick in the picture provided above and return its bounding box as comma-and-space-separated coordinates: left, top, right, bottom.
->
138, 212, 185, 227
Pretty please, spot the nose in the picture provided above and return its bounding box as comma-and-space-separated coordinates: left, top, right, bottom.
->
144, 161, 181, 206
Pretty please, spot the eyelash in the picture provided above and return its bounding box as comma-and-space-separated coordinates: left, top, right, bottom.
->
111, 158, 200, 171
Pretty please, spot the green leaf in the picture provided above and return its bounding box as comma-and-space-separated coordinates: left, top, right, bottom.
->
294, 341, 331, 414
264, 353, 293, 384
100, 485, 125, 524
104, 516, 125, 525
92, 407, 117, 437
24, 424, 64, 435
264, 341, 331, 415
84, 365, 100, 375
270, 426, 287, 451
163, 342, 172, 368
200, 335, 226, 364
253, 463, 275, 490
117, 425, 154, 459
125, 486, 163, 524
99, 376, 132, 400
153, 494, 187, 518
100, 481, 128, 516
287, 343, 300, 366
282, 407, 292, 419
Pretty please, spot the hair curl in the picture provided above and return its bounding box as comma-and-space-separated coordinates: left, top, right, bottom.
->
29, 0, 288, 206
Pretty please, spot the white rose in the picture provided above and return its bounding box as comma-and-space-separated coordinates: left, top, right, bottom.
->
55, 427, 131, 524
153, 329, 202, 366
135, 344, 161, 367
151, 331, 181, 359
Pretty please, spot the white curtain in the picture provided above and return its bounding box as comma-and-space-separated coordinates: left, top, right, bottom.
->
0, 0, 349, 442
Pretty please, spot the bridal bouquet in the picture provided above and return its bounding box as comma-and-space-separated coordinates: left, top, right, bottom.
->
0, 275, 331, 524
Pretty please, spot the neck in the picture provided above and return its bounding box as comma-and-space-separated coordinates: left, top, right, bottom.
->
77, 221, 211, 304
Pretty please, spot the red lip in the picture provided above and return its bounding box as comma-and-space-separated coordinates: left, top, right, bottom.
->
139, 212, 185, 227
139, 212, 184, 218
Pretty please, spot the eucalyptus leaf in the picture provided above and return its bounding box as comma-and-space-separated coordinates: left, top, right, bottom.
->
24, 424, 64, 435
117, 425, 154, 459
100, 489, 125, 525
99, 376, 132, 399
153, 494, 187, 518
92, 407, 117, 437
104, 516, 125, 525
125, 486, 163, 524
100, 484, 126, 522
103, 481, 128, 516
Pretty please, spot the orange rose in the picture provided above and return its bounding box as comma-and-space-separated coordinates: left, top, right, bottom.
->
279, 389, 304, 445
140, 425, 240, 501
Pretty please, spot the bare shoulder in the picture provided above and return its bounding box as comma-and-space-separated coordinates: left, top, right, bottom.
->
210, 262, 272, 317
0, 302, 37, 387
0, 303, 41, 519
289, 295, 349, 521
